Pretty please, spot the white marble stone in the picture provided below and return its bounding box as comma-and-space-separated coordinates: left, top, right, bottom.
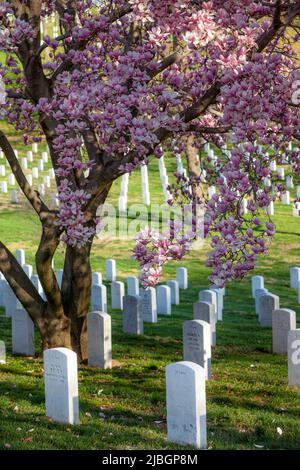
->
266, 201, 274, 216
209, 287, 223, 321
272, 309, 296, 355
10, 190, 18, 204
0, 181, 7, 193
111, 281, 125, 309
166, 361, 206, 449
44, 348, 80, 425
87, 312, 112, 369
38, 159, 44, 171
21, 158, 28, 170
176, 267, 188, 289
12, 308, 35, 356
193, 301, 216, 347
259, 293, 279, 327
156, 285, 171, 315
183, 320, 211, 379
199, 290, 217, 323
15, 249, 25, 266
105, 259, 116, 281
127, 276, 139, 297
140, 287, 157, 323
288, 329, 300, 388
167, 280, 180, 305
281, 191, 290, 205
91, 284, 107, 313
251, 275, 264, 298
3, 282, 17, 318
290, 267, 300, 289
255, 288, 268, 316
8, 173, 15, 185
92, 272, 102, 286
123, 295, 143, 334
32, 167, 39, 179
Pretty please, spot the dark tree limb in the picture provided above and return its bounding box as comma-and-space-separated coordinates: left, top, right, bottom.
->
0, 240, 45, 320
0, 130, 49, 218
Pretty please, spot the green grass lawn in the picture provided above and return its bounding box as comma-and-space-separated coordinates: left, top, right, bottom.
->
0, 125, 300, 449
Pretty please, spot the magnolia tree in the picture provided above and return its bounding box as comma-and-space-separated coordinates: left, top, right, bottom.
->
0, 0, 300, 360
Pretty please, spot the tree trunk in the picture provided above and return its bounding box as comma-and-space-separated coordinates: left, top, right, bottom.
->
186, 135, 203, 204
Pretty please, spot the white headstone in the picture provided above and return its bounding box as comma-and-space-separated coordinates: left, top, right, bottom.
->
266, 201, 274, 216
199, 290, 217, 323
251, 275, 264, 298
183, 320, 211, 379
123, 295, 143, 334
44, 348, 80, 425
166, 361, 206, 449
105, 259, 116, 281
21, 157, 28, 170
0, 181, 7, 193
12, 308, 35, 356
8, 173, 15, 185
176, 267, 188, 289
209, 287, 223, 321
15, 249, 25, 266
87, 312, 112, 369
281, 191, 290, 205
38, 159, 44, 171
3, 282, 16, 317
288, 330, 300, 388
127, 276, 139, 297
167, 280, 180, 305
156, 285, 171, 315
272, 309, 296, 355
255, 288, 268, 316
10, 190, 18, 204
290, 267, 300, 289
111, 281, 124, 309
259, 293, 280, 327
193, 301, 216, 347
32, 167, 39, 179
91, 284, 107, 313
92, 272, 102, 286
140, 287, 157, 323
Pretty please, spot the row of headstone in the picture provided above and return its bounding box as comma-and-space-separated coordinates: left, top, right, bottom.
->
251, 275, 300, 388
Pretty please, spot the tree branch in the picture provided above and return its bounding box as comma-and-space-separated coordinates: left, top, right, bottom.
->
0, 240, 45, 320
0, 130, 49, 217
